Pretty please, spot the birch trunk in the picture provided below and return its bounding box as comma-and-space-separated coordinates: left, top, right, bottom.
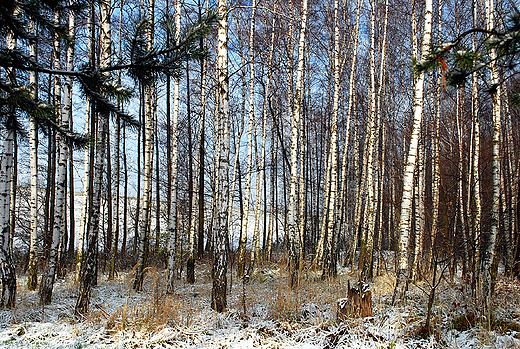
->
0, 25, 16, 304
393, 0, 432, 304
75, 3, 94, 284
27, 18, 39, 291
250, 6, 274, 272
211, 0, 230, 312
65, 3, 75, 261
412, 135, 425, 279
167, 0, 181, 292
40, 9, 66, 305
187, 130, 200, 284
337, 0, 362, 256
322, 0, 342, 277
0, 127, 16, 308
480, 0, 501, 316
134, 0, 155, 292
360, 0, 378, 280
374, 0, 389, 276
197, 0, 208, 258
109, 3, 123, 278
237, 0, 258, 278
287, 0, 308, 288
75, 0, 111, 314
429, 0, 442, 269
471, 43, 481, 283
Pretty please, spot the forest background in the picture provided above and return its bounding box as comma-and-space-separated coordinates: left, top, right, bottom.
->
0, 0, 519, 337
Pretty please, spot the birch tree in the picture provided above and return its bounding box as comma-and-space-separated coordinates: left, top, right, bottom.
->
211, 0, 230, 312
359, 0, 379, 280
393, 0, 433, 303
40, 9, 66, 305
237, 0, 257, 278
479, 0, 501, 316
27, 18, 39, 291
76, 0, 112, 313
0, 16, 19, 308
322, 0, 341, 278
337, 0, 362, 259
287, 0, 309, 288
167, 0, 181, 291
134, 0, 156, 292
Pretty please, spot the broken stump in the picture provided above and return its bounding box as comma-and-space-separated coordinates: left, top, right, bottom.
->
336, 280, 372, 321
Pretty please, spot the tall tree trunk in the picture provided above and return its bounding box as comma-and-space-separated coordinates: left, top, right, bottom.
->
479, 0, 501, 317
40, 9, 66, 304
167, 0, 181, 292
237, 0, 258, 278
27, 17, 39, 291
0, 26, 17, 305
76, 0, 112, 314
197, 0, 207, 259
393, 0, 433, 304
134, 0, 155, 291
0, 126, 16, 307
123, 124, 128, 256
322, 0, 342, 278
211, 0, 230, 312
360, 0, 379, 281
76, 2, 95, 284
428, 0, 442, 270
109, 3, 123, 277
109, 113, 120, 279
251, 11, 275, 270
287, 0, 308, 288
337, 0, 362, 262
187, 58, 197, 283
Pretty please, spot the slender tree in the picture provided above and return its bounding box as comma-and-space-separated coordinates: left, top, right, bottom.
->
393, 0, 433, 304
211, 0, 230, 312
27, 17, 39, 291
40, 9, 66, 305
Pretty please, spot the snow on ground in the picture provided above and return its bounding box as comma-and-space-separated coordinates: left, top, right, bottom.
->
0, 263, 519, 348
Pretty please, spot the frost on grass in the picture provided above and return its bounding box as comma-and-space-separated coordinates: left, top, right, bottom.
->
0, 263, 519, 348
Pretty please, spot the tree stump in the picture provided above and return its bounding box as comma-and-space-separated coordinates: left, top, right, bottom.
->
336, 280, 373, 321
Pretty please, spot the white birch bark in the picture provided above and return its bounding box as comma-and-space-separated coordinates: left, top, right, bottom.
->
322, 0, 342, 277
480, 0, 501, 315
297, 96, 306, 269
412, 134, 425, 279
250, 5, 274, 272
76, 0, 112, 314
429, 0, 442, 269
75, 100, 90, 284
337, 0, 362, 247
393, 0, 433, 304
134, 0, 155, 291
75, 1, 95, 284
27, 18, 39, 291
0, 26, 17, 304
40, 9, 66, 305
374, 0, 389, 276
314, 149, 331, 267
237, 1, 258, 277
109, 0, 122, 279
0, 127, 16, 307
167, 0, 182, 292
287, 0, 308, 288
211, 0, 230, 312
360, 0, 378, 280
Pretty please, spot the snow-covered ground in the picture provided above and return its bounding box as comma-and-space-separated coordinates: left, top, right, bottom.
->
0, 264, 519, 348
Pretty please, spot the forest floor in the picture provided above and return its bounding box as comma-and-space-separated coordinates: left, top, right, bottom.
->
0, 258, 520, 348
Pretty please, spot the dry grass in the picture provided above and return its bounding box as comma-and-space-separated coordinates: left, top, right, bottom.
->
4, 260, 520, 348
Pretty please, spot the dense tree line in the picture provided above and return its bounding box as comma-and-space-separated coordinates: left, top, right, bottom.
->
1, 0, 519, 323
